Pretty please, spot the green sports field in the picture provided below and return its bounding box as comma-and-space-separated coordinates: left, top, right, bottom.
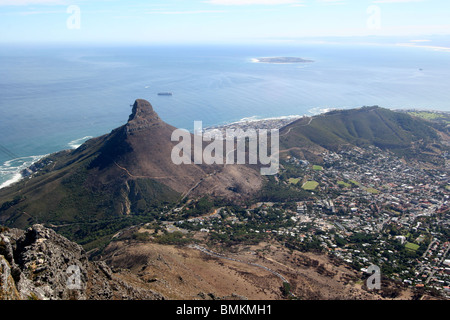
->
302, 181, 319, 190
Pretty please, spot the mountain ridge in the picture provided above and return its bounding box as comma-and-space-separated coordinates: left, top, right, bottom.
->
278, 105, 448, 166
0, 99, 263, 243
1, 102, 449, 301
0, 102, 448, 248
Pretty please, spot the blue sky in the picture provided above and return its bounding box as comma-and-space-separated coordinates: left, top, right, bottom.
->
0, 0, 449, 44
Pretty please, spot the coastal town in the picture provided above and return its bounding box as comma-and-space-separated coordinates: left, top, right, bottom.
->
203, 115, 303, 139
154, 117, 450, 299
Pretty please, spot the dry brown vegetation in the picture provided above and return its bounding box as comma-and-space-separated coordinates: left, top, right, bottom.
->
100, 236, 415, 300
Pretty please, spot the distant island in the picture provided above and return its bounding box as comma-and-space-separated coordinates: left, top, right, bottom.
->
252, 57, 314, 64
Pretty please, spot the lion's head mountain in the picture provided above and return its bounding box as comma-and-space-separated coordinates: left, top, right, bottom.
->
0, 98, 448, 300
0, 99, 447, 242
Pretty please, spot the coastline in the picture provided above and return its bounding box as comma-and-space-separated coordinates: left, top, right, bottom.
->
0, 115, 306, 190
0, 173, 23, 189
0, 135, 96, 190
202, 114, 306, 141
1, 107, 447, 190
395, 42, 450, 53
251, 56, 314, 64
67, 136, 93, 149
0, 155, 47, 190
204, 114, 304, 131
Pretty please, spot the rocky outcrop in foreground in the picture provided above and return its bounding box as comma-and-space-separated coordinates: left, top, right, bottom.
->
0, 224, 164, 300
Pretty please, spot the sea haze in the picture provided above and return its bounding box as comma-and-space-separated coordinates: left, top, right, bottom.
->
1, 42, 450, 186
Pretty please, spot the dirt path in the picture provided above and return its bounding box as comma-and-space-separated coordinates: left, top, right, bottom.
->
280, 116, 313, 138
189, 244, 291, 285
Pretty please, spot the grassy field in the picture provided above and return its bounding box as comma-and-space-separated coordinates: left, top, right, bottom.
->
365, 187, 380, 194
312, 165, 323, 171
288, 178, 300, 185
349, 180, 360, 186
405, 242, 420, 252
302, 181, 319, 190
407, 111, 444, 121
337, 181, 351, 187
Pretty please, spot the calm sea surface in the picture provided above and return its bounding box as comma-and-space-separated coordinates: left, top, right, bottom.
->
1, 43, 449, 187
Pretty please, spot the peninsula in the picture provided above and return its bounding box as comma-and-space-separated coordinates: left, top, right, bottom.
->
253, 57, 314, 64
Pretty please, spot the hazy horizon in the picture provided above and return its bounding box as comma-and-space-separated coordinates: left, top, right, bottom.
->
1, 0, 450, 45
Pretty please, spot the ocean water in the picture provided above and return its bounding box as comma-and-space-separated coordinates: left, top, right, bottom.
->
1, 42, 450, 187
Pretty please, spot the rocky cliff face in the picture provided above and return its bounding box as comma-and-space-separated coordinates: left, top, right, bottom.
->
0, 224, 164, 300
126, 99, 163, 134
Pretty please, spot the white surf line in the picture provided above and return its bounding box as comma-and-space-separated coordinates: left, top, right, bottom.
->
0, 154, 48, 190
0, 173, 23, 189
67, 136, 93, 149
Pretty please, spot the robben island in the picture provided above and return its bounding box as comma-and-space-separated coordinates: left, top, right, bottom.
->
171, 120, 280, 176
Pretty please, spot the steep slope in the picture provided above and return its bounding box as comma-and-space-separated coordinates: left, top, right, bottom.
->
0, 99, 263, 242
88, 99, 212, 194
279, 106, 448, 165
100, 234, 415, 300
2, 224, 416, 301
0, 224, 163, 300
1, 104, 446, 248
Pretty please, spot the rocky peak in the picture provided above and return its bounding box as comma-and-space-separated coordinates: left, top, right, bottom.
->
126, 99, 162, 134
0, 225, 164, 300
